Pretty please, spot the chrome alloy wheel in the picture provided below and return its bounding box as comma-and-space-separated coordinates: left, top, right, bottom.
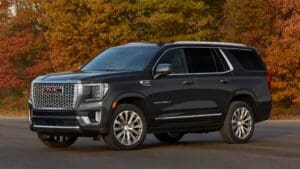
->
231, 107, 253, 139
113, 110, 143, 146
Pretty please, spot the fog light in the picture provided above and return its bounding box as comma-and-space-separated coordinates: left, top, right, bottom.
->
81, 116, 91, 124
95, 111, 101, 123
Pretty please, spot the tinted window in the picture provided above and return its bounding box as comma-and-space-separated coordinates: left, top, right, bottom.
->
157, 48, 188, 73
185, 48, 217, 73
228, 49, 265, 70
82, 46, 159, 72
213, 49, 230, 72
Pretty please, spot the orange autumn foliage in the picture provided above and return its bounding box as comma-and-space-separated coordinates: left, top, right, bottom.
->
0, 0, 299, 114
265, 0, 300, 106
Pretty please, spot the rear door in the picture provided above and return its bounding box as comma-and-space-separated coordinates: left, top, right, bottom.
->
182, 47, 233, 121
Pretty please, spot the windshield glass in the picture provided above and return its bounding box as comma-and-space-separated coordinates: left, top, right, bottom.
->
81, 46, 159, 72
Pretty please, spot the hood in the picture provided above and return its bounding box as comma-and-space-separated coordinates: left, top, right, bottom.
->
34, 70, 138, 83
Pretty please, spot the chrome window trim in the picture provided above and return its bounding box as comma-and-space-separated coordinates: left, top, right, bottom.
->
152, 46, 234, 77
219, 49, 234, 71
33, 125, 80, 129
155, 113, 222, 120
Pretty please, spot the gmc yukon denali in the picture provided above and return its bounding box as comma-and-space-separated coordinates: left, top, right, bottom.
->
28, 41, 272, 150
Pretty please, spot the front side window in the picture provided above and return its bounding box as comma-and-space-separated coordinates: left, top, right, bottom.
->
157, 48, 188, 74
82, 46, 159, 72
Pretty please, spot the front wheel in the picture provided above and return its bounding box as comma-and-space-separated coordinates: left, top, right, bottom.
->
220, 101, 255, 144
103, 104, 147, 150
38, 134, 77, 148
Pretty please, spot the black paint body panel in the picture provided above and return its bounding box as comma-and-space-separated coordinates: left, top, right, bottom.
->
29, 43, 272, 136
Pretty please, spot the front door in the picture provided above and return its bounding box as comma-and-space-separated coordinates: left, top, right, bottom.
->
150, 48, 195, 126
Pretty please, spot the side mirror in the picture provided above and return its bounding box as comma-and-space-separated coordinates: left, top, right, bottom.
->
154, 63, 172, 79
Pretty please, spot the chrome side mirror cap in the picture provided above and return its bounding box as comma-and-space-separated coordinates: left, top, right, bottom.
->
154, 63, 172, 79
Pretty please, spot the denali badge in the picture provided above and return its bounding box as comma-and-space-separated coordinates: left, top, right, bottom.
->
42, 86, 63, 94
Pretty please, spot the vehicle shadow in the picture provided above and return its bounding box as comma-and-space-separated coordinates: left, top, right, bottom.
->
55, 122, 298, 152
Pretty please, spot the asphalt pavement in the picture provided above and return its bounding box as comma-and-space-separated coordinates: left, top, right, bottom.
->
0, 118, 299, 169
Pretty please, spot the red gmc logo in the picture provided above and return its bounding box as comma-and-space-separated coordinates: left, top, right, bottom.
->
42, 87, 63, 94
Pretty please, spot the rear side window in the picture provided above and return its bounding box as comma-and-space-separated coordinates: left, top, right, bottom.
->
185, 48, 217, 73
228, 49, 265, 70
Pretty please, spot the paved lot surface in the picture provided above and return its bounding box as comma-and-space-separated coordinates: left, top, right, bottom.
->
0, 119, 299, 169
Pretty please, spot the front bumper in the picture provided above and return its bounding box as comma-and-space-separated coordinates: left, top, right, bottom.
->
29, 101, 109, 136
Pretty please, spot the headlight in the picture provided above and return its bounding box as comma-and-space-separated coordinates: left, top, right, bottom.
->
83, 83, 109, 101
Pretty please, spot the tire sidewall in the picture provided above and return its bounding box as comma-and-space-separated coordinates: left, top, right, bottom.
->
225, 101, 255, 143
107, 104, 147, 150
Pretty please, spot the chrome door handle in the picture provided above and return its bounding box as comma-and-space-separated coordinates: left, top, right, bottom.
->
220, 79, 229, 84
183, 81, 193, 85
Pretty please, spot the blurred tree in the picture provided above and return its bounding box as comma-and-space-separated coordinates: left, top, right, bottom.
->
41, 0, 214, 71
265, 0, 300, 107
221, 0, 272, 53
0, 0, 299, 114
0, 0, 51, 89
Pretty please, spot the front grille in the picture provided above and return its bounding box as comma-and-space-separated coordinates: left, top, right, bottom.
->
32, 83, 77, 110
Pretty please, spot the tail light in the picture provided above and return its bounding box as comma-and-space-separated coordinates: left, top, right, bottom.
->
267, 71, 271, 89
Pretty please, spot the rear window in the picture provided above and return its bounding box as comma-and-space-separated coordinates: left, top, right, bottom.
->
228, 49, 265, 70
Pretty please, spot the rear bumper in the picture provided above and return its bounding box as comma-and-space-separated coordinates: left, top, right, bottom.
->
255, 100, 272, 122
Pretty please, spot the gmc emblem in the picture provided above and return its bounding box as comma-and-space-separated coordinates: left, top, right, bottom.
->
42, 86, 63, 94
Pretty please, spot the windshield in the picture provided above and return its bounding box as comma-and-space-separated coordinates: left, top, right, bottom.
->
81, 46, 159, 72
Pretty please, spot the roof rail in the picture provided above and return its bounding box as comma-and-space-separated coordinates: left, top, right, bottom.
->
125, 42, 154, 46
174, 41, 247, 47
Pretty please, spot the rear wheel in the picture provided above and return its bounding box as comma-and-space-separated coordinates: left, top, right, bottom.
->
154, 132, 184, 143
220, 101, 255, 144
38, 134, 77, 148
103, 104, 147, 150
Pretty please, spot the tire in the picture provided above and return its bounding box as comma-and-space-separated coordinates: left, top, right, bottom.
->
154, 132, 184, 144
103, 104, 147, 150
220, 101, 255, 144
38, 134, 77, 148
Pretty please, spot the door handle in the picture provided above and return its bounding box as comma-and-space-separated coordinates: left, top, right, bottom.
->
183, 81, 193, 85
220, 79, 229, 84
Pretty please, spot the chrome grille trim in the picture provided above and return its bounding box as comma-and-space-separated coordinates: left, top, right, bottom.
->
32, 82, 79, 110
33, 125, 80, 129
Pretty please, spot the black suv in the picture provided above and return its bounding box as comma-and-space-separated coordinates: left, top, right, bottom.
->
29, 41, 272, 150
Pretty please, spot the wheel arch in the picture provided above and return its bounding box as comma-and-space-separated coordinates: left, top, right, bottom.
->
229, 90, 259, 122
113, 92, 152, 127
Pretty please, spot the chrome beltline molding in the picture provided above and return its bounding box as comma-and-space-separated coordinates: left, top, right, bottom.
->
155, 113, 222, 120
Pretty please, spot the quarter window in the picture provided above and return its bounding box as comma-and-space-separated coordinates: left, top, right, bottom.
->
228, 49, 265, 70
